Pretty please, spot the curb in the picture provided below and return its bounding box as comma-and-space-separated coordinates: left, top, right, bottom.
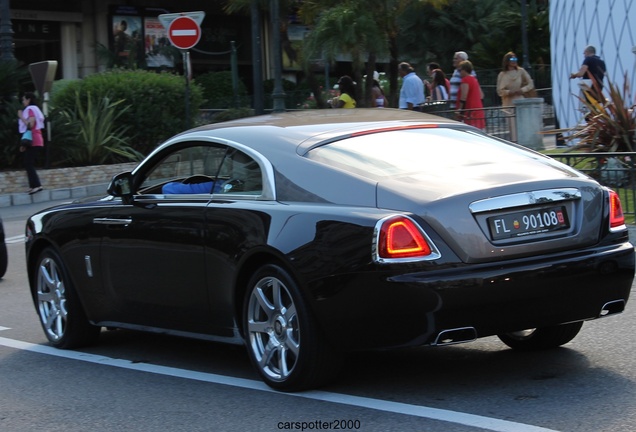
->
0, 183, 109, 208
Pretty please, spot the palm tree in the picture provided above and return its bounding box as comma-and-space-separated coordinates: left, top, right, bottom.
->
302, 3, 387, 106
301, 0, 449, 107
223, 0, 451, 108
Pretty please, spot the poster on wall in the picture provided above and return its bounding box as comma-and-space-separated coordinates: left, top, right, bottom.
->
109, 6, 178, 70
112, 15, 144, 67
144, 17, 175, 68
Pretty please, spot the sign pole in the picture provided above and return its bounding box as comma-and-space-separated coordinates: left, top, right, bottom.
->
159, 12, 204, 129
184, 50, 190, 129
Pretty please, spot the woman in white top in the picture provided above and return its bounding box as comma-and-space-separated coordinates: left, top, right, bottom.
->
430, 69, 449, 101
371, 72, 388, 108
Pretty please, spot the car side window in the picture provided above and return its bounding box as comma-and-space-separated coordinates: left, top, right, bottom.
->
216, 148, 263, 195
139, 144, 226, 194
138, 144, 262, 196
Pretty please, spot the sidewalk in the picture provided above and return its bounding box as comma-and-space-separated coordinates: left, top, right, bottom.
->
0, 182, 110, 208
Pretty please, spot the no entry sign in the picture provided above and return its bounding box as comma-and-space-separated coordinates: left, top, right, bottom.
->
167, 16, 201, 50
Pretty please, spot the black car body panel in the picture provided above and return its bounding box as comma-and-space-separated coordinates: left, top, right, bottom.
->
24, 109, 634, 389
0, 215, 6, 278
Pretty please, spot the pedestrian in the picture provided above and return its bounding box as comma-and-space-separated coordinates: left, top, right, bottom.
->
426, 62, 450, 98
569, 45, 606, 102
371, 71, 388, 108
328, 75, 357, 108
18, 92, 45, 194
456, 60, 485, 130
449, 51, 476, 103
398, 62, 425, 110
497, 51, 535, 141
430, 69, 449, 102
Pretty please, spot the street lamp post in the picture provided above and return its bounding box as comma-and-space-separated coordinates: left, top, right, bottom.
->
520, 0, 531, 71
0, 0, 15, 61
251, 0, 264, 115
270, 0, 285, 112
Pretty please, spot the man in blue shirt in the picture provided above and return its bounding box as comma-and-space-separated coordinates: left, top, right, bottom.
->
398, 62, 425, 110
570, 45, 607, 101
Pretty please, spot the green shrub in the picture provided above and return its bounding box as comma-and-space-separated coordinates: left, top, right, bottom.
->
211, 107, 255, 123
195, 71, 249, 109
0, 98, 23, 169
262, 78, 310, 109
57, 91, 143, 165
50, 69, 204, 158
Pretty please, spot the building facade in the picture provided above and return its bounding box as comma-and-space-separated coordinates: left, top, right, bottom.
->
550, 0, 636, 131
3, 0, 259, 84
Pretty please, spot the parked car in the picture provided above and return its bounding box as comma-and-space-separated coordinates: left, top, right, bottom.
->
0, 216, 6, 278
24, 109, 634, 391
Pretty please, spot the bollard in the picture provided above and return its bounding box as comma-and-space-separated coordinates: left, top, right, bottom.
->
514, 98, 544, 150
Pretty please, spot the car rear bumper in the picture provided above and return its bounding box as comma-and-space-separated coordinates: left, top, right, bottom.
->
310, 242, 635, 351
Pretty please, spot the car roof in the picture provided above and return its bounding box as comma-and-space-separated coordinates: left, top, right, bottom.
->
181, 108, 467, 156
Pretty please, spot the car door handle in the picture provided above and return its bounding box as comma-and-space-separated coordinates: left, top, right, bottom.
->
93, 217, 132, 226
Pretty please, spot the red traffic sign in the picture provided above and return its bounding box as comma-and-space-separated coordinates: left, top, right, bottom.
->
168, 16, 201, 50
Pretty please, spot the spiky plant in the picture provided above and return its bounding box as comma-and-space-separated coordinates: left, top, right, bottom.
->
566, 73, 635, 153
58, 91, 142, 165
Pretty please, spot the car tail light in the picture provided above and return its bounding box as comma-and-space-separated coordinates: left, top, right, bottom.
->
609, 190, 625, 229
375, 215, 440, 262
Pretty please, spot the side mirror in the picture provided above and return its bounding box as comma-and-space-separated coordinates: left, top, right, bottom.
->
107, 172, 134, 204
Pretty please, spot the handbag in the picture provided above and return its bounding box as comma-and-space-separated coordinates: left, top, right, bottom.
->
521, 69, 537, 98
523, 88, 538, 98
20, 129, 33, 147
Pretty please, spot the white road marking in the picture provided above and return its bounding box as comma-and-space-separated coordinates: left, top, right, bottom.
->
5, 235, 25, 244
0, 334, 560, 432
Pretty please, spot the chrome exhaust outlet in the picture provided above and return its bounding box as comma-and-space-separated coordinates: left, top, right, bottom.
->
599, 300, 625, 317
433, 327, 477, 346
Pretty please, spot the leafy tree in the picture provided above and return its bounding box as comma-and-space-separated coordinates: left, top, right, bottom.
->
302, 2, 387, 106
395, 0, 549, 73
301, 0, 451, 107
223, 0, 547, 108
0, 60, 32, 168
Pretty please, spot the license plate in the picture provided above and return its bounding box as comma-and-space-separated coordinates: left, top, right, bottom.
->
487, 206, 570, 240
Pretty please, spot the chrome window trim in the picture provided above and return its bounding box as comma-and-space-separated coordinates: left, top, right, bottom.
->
135, 135, 277, 201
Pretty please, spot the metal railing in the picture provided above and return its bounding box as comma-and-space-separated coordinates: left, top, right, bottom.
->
423, 104, 636, 219
421, 103, 516, 142
548, 153, 636, 220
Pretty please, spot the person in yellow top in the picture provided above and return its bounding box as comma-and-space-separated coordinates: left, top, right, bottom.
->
329, 75, 357, 108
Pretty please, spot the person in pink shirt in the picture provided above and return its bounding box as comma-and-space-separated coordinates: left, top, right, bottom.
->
18, 92, 45, 194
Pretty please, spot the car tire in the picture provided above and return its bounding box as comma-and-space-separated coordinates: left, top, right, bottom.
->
497, 321, 584, 351
243, 264, 341, 391
32, 247, 100, 349
0, 241, 7, 279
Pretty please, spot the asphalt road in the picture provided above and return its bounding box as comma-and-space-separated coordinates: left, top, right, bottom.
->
1, 200, 635, 432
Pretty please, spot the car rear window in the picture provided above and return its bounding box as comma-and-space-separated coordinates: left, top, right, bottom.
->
305, 128, 530, 179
